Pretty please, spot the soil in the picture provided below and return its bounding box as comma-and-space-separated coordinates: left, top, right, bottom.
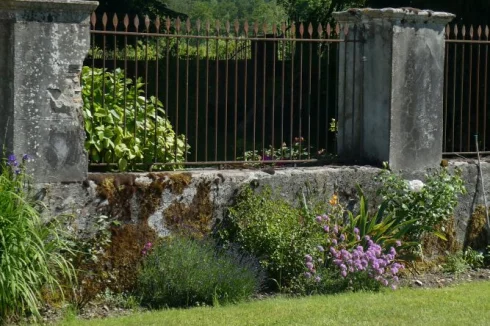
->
399, 267, 490, 289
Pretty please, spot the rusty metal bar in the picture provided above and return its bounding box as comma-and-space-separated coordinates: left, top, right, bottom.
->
90, 29, 342, 42
87, 14, 349, 168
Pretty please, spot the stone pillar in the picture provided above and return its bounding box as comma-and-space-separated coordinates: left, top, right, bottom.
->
333, 8, 454, 172
0, 0, 98, 182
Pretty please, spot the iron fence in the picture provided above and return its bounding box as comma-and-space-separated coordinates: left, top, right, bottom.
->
444, 24, 490, 155
84, 13, 357, 169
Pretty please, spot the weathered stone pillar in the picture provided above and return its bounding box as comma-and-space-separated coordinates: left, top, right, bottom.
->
0, 0, 97, 182
333, 8, 454, 172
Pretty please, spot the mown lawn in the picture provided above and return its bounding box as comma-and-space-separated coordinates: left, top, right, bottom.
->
63, 281, 490, 326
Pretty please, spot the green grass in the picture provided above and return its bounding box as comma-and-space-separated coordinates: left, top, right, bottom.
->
62, 281, 490, 326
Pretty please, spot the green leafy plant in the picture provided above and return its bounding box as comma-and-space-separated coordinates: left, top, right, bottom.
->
376, 168, 466, 241
81, 66, 189, 170
137, 236, 263, 308
0, 154, 75, 322
217, 186, 324, 291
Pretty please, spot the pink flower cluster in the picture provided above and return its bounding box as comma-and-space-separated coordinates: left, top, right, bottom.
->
330, 236, 403, 289
142, 242, 153, 256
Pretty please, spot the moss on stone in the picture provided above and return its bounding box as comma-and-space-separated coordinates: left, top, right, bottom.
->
464, 205, 488, 250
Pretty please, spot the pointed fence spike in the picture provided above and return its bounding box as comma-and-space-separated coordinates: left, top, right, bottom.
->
253, 21, 259, 35
155, 16, 160, 31
317, 23, 323, 37
272, 23, 277, 36
445, 25, 450, 38
176, 17, 182, 33
123, 14, 129, 29
470, 25, 474, 38
454, 24, 458, 37
244, 21, 249, 35
486, 25, 489, 38
478, 25, 482, 38
335, 23, 340, 35
134, 15, 140, 31
234, 19, 239, 34
196, 19, 201, 32
308, 22, 313, 37
343, 24, 349, 36
281, 22, 286, 34
299, 22, 304, 37
186, 18, 191, 33
166, 17, 171, 32
226, 20, 230, 34
90, 12, 96, 28
326, 23, 331, 36
102, 12, 108, 28
145, 15, 150, 29
462, 25, 466, 37
262, 22, 268, 35
205, 20, 210, 33
112, 13, 118, 29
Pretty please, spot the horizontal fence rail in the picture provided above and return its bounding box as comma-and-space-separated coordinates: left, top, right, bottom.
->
84, 13, 358, 170
444, 24, 490, 156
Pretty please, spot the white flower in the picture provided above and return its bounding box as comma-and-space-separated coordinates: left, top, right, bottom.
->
407, 179, 425, 192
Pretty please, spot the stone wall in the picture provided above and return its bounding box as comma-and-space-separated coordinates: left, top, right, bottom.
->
39, 161, 490, 244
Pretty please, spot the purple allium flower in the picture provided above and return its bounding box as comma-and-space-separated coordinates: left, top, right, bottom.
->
331, 239, 337, 245
381, 278, 389, 286
395, 240, 402, 247
322, 215, 329, 222
340, 234, 345, 242
317, 245, 324, 252
364, 235, 371, 241
306, 262, 314, 271
323, 225, 330, 233
304, 272, 312, 278
391, 284, 397, 290
341, 270, 347, 278
315, 216, 323, 223
305, 254, 313, 262
354, 227, 359, 234
333, 225, 339, 234
315, 276, 321, 283
355, 234, 360, 241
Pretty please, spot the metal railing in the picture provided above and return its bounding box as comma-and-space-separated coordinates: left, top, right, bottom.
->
444, 24, 490, 155
84, 13, 355, 169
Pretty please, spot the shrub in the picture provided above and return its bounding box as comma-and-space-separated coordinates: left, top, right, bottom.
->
81, 66, 189, 170
137, 236, 263, 308
217, 186, 325, 291
376, 168, 466, 241
0, 154, 75, 322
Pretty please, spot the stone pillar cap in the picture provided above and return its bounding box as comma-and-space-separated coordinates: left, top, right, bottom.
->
333, 7, 455, 24
0, 0, 98, 12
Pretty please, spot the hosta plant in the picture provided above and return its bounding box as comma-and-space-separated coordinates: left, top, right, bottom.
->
81, 66, 189, 171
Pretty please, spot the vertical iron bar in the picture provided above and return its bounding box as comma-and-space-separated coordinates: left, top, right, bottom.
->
298, 24, 304, 159
290, 25, 296, 160
468, 28, 473, 151
195, 21, 201, 162
214, 22, 220, 162
224, 24, 229, 161
452, 28, 457, 152
175, 19, 181, 163
307, 27, 313, 158
460, 36, 465, 152
234, 21, 239, 161
154, 17, 161, 163
262, 27, 267, 159
271, 26, 277, 158
144, 17, 149, 149
253, 25, 258, 158
185, 20, 190, 163
205, 22, 210, 162
444, 26, 449, 152
484, 28, 489, 150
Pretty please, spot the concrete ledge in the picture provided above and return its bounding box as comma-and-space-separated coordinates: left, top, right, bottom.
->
334, 8, 455, 24
36, 161, 490, 243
